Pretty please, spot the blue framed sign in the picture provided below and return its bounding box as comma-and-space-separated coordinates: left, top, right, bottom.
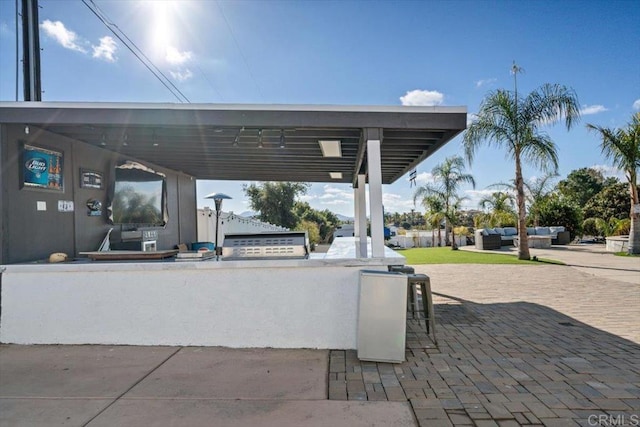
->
22, 144, 64, 191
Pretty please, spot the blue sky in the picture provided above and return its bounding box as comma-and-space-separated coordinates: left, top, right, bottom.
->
1, 0, 639, 217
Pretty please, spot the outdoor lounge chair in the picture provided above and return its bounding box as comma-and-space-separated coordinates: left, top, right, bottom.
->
474, 230, 501, 250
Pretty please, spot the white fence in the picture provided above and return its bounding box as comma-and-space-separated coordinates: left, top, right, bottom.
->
388, 230, 467, 249
197, 208, 288, 244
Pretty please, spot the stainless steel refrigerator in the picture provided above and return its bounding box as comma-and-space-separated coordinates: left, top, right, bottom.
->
357, 270, 407, 363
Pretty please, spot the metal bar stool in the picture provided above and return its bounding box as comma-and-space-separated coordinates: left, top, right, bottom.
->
406, 273, 437, 345
388, 265, 419, 316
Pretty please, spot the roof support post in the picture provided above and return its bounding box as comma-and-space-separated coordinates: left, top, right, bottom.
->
365, 128, 384, 258
355, 174, 367, 257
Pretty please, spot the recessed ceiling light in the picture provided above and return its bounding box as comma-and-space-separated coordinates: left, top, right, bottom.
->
319, 140, 342, 157
329, 172, 343, 179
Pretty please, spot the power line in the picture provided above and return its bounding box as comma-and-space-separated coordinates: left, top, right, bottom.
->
82, 0, 190, 103
215, 0, 265, 102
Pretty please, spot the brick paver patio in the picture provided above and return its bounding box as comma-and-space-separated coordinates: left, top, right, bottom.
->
330, 264, 640, 426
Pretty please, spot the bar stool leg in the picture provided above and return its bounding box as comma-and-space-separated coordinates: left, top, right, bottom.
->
420, 279, 437, 345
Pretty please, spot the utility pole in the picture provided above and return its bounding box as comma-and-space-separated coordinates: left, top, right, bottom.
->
22, 0, 42, 101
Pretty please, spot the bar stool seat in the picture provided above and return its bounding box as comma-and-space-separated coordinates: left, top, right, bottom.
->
406, 273, 437, 345
388, 265, 415, 274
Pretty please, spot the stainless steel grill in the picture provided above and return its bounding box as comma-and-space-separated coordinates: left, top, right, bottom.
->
222, 231, 310, 260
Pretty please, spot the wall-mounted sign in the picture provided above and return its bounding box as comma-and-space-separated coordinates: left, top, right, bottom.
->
22, 144, 64, 191
58, 200, 74, 212
80, 169, 104, 189
86, 198, 103, 216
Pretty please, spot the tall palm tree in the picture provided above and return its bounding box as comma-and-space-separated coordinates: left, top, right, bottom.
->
463, 65, 580, 259
413, 155, 475, 249
477, 191, 517, 227
587, 113, 640, 254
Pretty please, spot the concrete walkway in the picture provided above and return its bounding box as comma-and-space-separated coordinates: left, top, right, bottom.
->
1, 246, 638, 426
460, 243, 640, 285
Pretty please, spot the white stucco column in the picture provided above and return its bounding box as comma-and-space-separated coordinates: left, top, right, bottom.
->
355, 174, 367, 257
367, 136, 384, 258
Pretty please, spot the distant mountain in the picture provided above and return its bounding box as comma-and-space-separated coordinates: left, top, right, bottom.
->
238, 210, 258, 218
336, 213, 354, 222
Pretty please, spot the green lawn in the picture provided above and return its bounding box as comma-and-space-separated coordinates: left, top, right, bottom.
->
614, 252, 640, 257
395, 246, 564, 265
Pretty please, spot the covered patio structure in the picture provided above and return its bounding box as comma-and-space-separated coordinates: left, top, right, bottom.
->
1, 102, 466, 259
0, 102, 466, 348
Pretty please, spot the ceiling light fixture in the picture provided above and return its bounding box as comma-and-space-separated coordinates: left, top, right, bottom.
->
279, 129, 286, 148
24, 125, 29, 135
329, 172, 343, 179
258, 129, 264, 148
319, 140, 342, 157
233, 127, 243, 147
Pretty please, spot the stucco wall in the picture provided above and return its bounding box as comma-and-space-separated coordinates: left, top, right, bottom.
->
0, 260, 388, 348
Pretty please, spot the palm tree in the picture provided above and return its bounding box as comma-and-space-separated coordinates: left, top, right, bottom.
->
587, 112, 640, 254
463, 64, 580, 259
413, 155, 475, 250
477, 191, 517, 227
421, 195, 445, 247
490, 172, 558, 226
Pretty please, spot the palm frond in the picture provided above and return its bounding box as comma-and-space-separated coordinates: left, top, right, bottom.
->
520, 131, 559, 173
523, 83, 581, 131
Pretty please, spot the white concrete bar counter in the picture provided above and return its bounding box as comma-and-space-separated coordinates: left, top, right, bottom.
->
0, 238, 405, 349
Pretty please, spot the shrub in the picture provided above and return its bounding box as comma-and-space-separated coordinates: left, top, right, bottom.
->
537, 195, 583, 239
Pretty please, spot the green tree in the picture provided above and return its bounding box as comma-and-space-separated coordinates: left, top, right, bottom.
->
490, 172, 558, 226
243, 182, 310, 229
463, 64, 580, 259
557, 167, 606, 208
298, 220, 321, 247
583, 181, 630, 222
587, 113, 640, 254
477, 191, 517, 227
413, 155, 475, 249
293, 202, 340, 243
420, 195, 445, 247
537, 194, 583, 240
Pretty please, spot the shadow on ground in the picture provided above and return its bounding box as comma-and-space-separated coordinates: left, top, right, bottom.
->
330, 294, 640, 426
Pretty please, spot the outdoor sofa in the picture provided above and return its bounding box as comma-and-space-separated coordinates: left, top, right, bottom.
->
474, 226, 570, 250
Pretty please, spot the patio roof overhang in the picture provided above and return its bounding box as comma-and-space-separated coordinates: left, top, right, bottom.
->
0, 102, 467, 185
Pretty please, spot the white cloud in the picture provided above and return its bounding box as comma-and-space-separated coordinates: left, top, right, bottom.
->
591, 164, 625, 181
383, 193, 414, 212
580, 104, 608, 115
633, 99, 640, 110
382, 193, 412, 213
466, 113, 478, 127
298, 194, 317, 203
475, 78, 497, 88
40, 20, 87, 53
319, 185, 352, 203
400, 89, 444, 106
166, 46, 192, 65
170, 69, 193, 81
412, 172, 435, 185
92, 36, 117, 62
462, 189, 495, 210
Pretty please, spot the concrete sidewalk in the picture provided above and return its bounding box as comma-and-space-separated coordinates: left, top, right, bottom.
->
0, 346, 415, 426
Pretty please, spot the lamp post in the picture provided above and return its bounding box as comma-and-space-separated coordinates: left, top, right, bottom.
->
204, 192, 232, 260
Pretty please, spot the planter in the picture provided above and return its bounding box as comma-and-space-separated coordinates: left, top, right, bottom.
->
605, 235, 629, 252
